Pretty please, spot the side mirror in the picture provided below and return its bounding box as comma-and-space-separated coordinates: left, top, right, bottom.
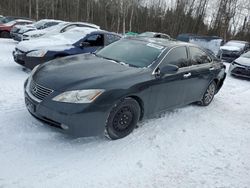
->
79, 41, 90, 48
154, 64, 179, 78
160, 64, 179, 74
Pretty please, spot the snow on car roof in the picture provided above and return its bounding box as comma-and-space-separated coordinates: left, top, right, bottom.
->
224, 41, 246, 48
4, 19, 33, 26
33, 19, 63, 28
70, 22, 100, 29
50, 27, 99, 44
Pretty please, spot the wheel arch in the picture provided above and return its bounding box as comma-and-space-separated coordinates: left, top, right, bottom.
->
126, 95, 144, 120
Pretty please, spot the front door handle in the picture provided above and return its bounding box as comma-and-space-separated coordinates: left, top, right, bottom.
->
183, 73, 192, 78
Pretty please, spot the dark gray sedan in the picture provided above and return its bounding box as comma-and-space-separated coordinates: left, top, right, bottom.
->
24, 37, 226, 140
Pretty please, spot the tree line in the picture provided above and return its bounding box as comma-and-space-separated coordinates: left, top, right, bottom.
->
0, 0, 249, 41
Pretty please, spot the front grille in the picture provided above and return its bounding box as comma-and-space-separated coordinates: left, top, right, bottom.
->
232, 67, 250, 76
29, 80, 53, 101
15, 48, 25, 55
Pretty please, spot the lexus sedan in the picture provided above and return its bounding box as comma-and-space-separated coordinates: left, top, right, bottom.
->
13, 27, 121, 69
229, 51, 250, 79
24, 37, 226, 140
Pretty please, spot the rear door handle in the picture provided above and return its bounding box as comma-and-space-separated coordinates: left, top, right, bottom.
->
209, 67, 215, 71
183, 73, 192, 78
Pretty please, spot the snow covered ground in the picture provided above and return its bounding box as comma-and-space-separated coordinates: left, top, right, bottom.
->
0, 39, 250, 188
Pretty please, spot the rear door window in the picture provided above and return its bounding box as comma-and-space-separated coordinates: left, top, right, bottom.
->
84, 34, 104, 47
189, 47, 212, 65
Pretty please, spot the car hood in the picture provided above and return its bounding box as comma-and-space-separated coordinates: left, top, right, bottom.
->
220, 46, 242, 52
234, 57, 250, 66
33, 54, 146, 91
16, 38, 74, 52
25, 30, 47, 36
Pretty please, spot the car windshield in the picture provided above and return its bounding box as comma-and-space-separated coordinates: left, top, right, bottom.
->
0, 17, 13, 23
241, 51, 250, 58
96, 39, 164, 68
44, 22, 67, 31
0, 17, 5, 23
224, 41, 246, 48
33, 20, 48, 29
4, 20, 16, 26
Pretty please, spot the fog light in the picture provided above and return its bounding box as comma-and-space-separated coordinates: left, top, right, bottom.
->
61, 124, 69, 130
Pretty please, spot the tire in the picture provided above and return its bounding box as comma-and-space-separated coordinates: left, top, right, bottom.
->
199, 81, 217, 106
105, 98, 140, 140
1, 31, 10, 38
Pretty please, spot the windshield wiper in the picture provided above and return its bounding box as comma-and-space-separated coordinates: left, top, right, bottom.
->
93, 53, 138, 68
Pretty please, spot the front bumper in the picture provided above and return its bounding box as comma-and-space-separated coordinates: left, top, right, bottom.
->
221, 56, 238, 63
13, 33, 23, 41
13, 50, 53, 69
230, 65, 250, 79
24, 80, 111, 137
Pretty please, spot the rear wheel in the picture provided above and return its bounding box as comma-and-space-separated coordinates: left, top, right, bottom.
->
1, 31, 10, 38
199, 81, 216, 106
105, 98, 140, 140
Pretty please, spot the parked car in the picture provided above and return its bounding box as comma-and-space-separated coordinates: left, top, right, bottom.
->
138, 32, 171, 39
13, 27, 121, 69
12, 24, 37, 41
177, 33, 224, 56
13, 19, 63, 41
0, 19, 34, 38
24, 37, 226, 139
22, 21, 100, 40
219, 40, 250, 62
229, 50, 250, 79
10, 24, 32, 38
0, 16, 33, 24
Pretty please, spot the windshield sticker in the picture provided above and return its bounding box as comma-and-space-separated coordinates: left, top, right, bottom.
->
147, 43, 164, 50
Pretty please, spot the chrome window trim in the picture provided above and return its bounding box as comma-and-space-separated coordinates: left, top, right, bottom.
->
152, 46, 187, 75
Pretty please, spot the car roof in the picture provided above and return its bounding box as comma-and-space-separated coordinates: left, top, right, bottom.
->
228, 40, 249, 44
14, 19, 34, 23
125, 36, 192, 48
66, 27, 119, 36
68, 22, 100, 29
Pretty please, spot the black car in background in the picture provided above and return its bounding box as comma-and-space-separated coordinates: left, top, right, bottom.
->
24, 37, 226, 140
219, 40, 250, 62
229, 51, 250, 79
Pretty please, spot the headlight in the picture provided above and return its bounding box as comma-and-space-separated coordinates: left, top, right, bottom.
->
27, 50, 47, 57
232, 51, 240, 55
52, 89, 105, 103
32, 34, 44, 38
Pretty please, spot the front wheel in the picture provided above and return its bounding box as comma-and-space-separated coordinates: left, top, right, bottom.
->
105, 98, 140, 140
1, 31, 10, 38
199, 81, 217, 106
